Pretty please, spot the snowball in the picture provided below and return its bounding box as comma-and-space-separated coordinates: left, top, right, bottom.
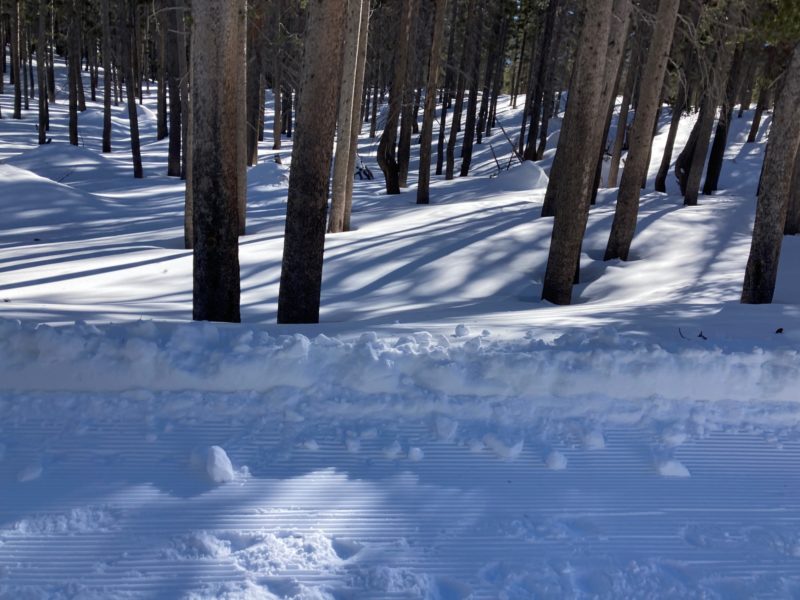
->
192, 446, 235, 483
583, 430, 605, 450
303, 439, 319, 451
408, 447, 424, 461
658, 460, 690, 478
484, 434, 524, 460
383, 440, 403, 459
454, 324, 471, 338
546, 451, 568, 471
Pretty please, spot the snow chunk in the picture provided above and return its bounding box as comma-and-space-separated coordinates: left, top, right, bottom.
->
583, 430, 605, 450
484, 434, 524, 460
192, 446, 235, 483
546, 451, 568, 471
408, 447, 424, 461
303, 439, 319, 451
383, 440, 403, 459
454, 324, 471, 338
658, 460, 691, 478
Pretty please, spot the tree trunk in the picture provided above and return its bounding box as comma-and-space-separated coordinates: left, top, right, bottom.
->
654, 82, 686, 193
446, 0, 475, 180
156, 10, 168, 141
746, 84, 769, 144
37, 0, 48, 144
436, 0, 458, 176
459, 0, 484, 177
524, 0, 559, 162
541, 0, 614, 305
343, 0, 371, 231
277, 0, 347, 324
191, 0, 247, 322
741, 44, 800, 304
329, 0, 366, 233
604, 0, 680, 261
608, 53, 636, 188
123, 0, 144, 179
100, 0, 113, 152
703, 45, 745, 195
417, 0, 448, 204
246, 0, 265, 167
376, 0, 415, 194
11, 0, 22, 119
784, 146, 800, 235
271, 0, 283, 162
68, 1, 79, 144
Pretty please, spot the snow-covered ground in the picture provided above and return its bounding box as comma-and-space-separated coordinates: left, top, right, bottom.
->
1, 61, 800, 599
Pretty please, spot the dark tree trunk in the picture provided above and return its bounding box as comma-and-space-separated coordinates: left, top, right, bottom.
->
747, 84, 769, 144
123, 0, 143, 179
37, 0, 48, 144
436, 0, 458, 176
524, 0, 559, 162
277, 0, 348, 324
742, 44, 800, 304
12, 0, 22, 119
377, 0, 417, 194
459, 0, 484, 177
703, 45, 745, 195
541, 0, 614, 305
246, 1, 265, 167
191, 0, 247, 322
604, 0, 680, 261
417, 0, 448, 204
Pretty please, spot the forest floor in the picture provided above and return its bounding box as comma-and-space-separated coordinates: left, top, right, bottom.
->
1, 63, 800, 599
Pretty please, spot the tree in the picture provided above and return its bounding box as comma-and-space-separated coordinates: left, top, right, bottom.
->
329, 0, 366, 233
540, 0, 615, 305
122, 0, 144, 179
417, 0, 448, 205
190, 0, 247, 322
277, 0, 348, 324
377, 0, 417, 194
604, 0, 681, 261
741, 43, 800, 304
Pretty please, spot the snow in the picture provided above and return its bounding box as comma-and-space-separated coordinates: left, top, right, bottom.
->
1, 59, 800, 598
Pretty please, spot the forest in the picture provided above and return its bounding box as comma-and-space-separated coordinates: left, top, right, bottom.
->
2, 0, 800, 598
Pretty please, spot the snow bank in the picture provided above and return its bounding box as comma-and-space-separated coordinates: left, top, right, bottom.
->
0, 318, 798, 403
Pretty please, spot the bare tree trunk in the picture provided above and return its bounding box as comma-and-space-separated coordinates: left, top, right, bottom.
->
459, 0, 485, 177
436, 0, 458, 176
703, 45, 745, 195
271, 0, 283, 163
376, 0, 415, 194
100, 0, 113, 152
123, 0, 144, 178
329, 0, 365, 233
246, 0, 265, 167
417, 0, 447, 204
654, 83, 686, 193
343, 0, 371, 231
191, 0, 247, 322
784, 146, 800, 235
12, 0, 22, 119
163, 0, 182, 176
277, 0, 347, 324
741, 44, 800, 304
541, 0, 614, 305
604, 0, 680, 261
68, 1, 79, 144
608, 54, 636, 188
397, 1, 420, 188
746, 82, 770, 144
37, 0, 48, 144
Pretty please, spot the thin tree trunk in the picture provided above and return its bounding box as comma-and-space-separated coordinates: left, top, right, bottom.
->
246, 0, 265, 167
277, 0, 348, 324
703, 45, 745, 195
12, 0, 22, 119
37, 0, 48, 144
329, 0, 365, 233
123, 0, 144, 178
343, 0, 371, 231
376, 0, 415, 194
741, 44, 800, 304
459, 0, 484, 177
604, 0, 680, 261
608, 53, 636, 188
417, 0, 447, 204
541, 0, 614, 305
747, 84, 769, 144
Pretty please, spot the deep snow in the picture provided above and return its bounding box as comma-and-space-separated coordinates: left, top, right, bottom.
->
1, 59, 800, 599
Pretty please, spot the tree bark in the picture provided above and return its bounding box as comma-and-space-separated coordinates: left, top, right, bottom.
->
277, 0, 347, 324
784, 146, 800, 235
541, 0, 614, 305
246, 0, 265, 167
604, 0, 680, 261
608, 53, 636, 188
191, 0, 247, 322
37, 0, 48, 144
343, 0, 371, 231
123, 0, 144, 179
377, 0, 416, 194
459, 0, 485, 177
329, 0, 365, 233
100, 0, 113, 152
741, 44, 800, 304
12, 0, 22, 119
417, 0, 448, 204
